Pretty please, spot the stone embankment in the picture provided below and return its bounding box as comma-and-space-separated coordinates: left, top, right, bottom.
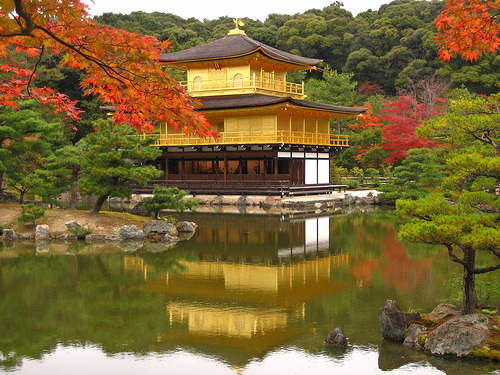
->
0, 219, 198, 252
128, 189, 381, 215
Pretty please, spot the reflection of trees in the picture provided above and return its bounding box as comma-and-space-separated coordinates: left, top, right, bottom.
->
0, 250, 196, 372
139, 249, 198, 274
379, 227, 431, 293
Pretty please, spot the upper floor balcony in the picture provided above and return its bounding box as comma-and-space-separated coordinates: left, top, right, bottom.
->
180, 75, 305, 99
140, 130, 348, 148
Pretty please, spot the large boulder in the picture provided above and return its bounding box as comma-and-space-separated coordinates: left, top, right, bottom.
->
427, 304, 459, 321
325, 327, 348, 347
403, 324, 427, 351
378, 300, 421, 342
424, 313, 490, 357
176, 221, 198, 233
112, 225, 144, 241
2, 229, 18, 241
35, 224, 50, 240
142, 220, 177, 237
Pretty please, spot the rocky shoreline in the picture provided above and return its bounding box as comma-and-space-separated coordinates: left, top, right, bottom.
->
1, 219, 198, 252
378, 300, 499, 361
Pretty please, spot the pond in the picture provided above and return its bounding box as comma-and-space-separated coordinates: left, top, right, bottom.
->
0, 209, 498, 375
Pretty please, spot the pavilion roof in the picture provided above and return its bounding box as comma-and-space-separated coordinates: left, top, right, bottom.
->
160, 34, 322, 67
197, 94, 367, 115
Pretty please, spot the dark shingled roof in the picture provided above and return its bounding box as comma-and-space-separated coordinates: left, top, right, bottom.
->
197, 94, 367, 115
101, 94, 367, 116
160, 34, 322, 66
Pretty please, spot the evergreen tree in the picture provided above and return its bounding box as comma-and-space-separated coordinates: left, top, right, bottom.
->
397, 92, 500, 314
77, 120, 162, 215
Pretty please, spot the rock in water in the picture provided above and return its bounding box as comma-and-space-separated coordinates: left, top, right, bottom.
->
424, 313, 490, 357
378, 300, 421, 342
142, 220, 177, 237
325, 327, 348, 346
403, 324, 427, 351
113, 225, 144, 240
177, 221, 198, 233
35, 225, 50, 240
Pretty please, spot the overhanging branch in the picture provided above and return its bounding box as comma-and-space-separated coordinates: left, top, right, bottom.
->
473, 263, 500, 274
445, 243, 468, 267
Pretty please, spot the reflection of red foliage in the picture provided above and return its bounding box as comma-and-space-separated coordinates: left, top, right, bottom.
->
380, 227, 431, 293
350, 226, 431, 291
352, 258, 380, 286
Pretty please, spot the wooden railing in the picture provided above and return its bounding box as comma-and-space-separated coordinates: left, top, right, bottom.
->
180, 76, 304, 98
139, 130, 349, 147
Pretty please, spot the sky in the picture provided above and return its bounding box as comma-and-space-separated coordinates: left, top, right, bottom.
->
84, 0, 393, 21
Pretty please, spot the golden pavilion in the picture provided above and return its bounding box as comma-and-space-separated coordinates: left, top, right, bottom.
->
153, 19, 366, 195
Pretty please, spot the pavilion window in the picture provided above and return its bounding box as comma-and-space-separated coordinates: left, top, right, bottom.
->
193, 76, 203, 90
233, 73, 244, 87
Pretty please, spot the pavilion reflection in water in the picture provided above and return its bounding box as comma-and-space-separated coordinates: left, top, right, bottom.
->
123, 215, 352, 354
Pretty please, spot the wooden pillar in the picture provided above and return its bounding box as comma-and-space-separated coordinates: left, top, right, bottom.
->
223, 151, 227, 185
181, 157, 185, 179
274, 152, 278, 181
238, 155, 242, 180
164, 156, 169, 181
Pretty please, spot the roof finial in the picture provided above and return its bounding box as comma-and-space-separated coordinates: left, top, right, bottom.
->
228, 18, 246, 35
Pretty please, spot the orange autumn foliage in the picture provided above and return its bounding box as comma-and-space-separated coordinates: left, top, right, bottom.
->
0, 0, 213, 137
435, 0, 500, 61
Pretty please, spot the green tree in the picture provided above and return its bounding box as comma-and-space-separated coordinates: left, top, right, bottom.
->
0, 101, 64, 202
143, 186, 199, 219
17, 204, 46, 227
397, 92, 500, 314
77, 120, 162, 215
379, 147, 449, 204
306, 68, 357, 106
35, 144, 84, 209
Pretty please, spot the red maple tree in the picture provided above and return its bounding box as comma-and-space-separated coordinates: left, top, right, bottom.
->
435, 0, 500, 61
380, 96, 446, 164
0, 0, 213, 136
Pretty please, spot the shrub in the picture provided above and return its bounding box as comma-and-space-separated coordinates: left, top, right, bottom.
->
17, 204, 46, 226
68, 224, 93, 239
143, 186, 199, 219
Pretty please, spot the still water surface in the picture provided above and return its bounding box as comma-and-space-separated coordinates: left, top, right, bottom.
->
0, 210, 498, 374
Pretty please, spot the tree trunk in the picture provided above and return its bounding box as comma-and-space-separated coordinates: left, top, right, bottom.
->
461, 247, 477, 315
68, 168, 79, 210
89, 194, 108, 215
19, 191, 25, 204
